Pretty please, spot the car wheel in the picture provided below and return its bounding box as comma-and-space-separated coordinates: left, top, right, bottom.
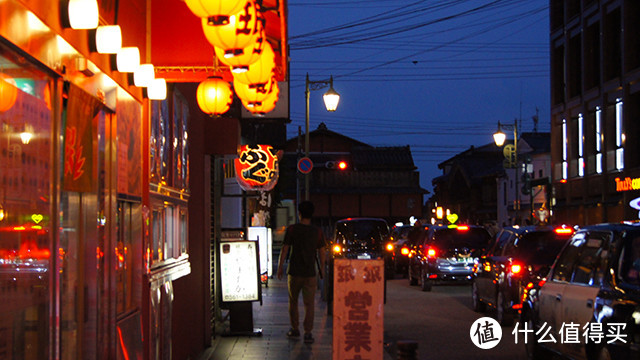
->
420, 268, 432, 292
472, 281, 486, 313
408, 265, 417, 286
525, 318, 545, 360
497, 291, 514, 326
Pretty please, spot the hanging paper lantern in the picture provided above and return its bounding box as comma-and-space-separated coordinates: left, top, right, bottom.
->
201, 0, 260, 57
232, 41, 275, 85
234, 144, 279, 191
234, 76, 276, 104
213, 13, 265, 71
242, 82, 279, 115
0, 73, 18, 112
185, 0, 243, 24
196, 76, 233, 115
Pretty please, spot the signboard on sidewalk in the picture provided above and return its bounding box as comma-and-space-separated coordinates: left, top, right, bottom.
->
333, 258, 384, 360
220, 240, 261, 302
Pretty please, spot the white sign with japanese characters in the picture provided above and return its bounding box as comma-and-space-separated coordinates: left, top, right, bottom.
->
220, 241, 260, 302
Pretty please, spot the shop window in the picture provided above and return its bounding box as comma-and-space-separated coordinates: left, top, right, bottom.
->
624, 0, 640, 72
584, 22, 600, 90
595, 107, 603, 174
615, 99, 624, 171
552, 45, 565, 105
0, 49, 53, 359
150, 200, 188, 267
567, 34, 582, 99
605, 103, 617, 172
562, 118, 568, 180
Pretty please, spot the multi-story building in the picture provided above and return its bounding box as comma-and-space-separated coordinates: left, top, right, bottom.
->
550, 1, 640, 224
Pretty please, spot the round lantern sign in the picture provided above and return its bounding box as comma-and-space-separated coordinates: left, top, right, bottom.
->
234, 76, 275, 104
242, 81, 279, 115
0, 73, 18, 112
196, 76, 233, 115
185, 0, 243, 24
234, 144, 279, 191
232, 41, 275, 85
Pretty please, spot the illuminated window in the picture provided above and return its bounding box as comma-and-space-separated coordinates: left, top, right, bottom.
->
615, 98, 624, 171
562, 118, 568, 180
578, 113, 584, 177
595, 107, 603, 174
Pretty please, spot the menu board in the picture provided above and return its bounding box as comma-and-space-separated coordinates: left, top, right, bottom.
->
220, 241, 260, 302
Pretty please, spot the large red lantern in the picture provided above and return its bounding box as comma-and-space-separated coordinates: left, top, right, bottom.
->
234, 144, 279, 191
213, 12, 265, 71
232, 41, 275, 85
234, 76, 276, 104
0, 73, 18, 112
196, 76, 233, 115
185, 0, 243, 24
201, 0, 260, 57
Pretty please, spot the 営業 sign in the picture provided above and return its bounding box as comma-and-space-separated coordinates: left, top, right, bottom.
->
333, 258, 384, 360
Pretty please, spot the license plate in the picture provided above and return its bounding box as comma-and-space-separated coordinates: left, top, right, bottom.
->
357, 254, 371, 259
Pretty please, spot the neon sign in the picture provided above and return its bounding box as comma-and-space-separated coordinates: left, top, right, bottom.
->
615, 177, 640, 192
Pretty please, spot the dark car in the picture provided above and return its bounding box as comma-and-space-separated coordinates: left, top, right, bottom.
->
387, 224, 419, 276
408, 224, 491, 291
471, 225, 574, 325
325, 217, 391, 314
522, 222, 640, 360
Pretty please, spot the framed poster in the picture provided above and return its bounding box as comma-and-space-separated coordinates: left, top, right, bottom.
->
220, 240, 261, 302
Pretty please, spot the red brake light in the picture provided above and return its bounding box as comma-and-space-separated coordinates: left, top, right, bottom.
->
538, 279, 546, 287
457, 225, 469, 231
554, 226, 573, 235
511, 263, 522, 274
427, 247, 437, 258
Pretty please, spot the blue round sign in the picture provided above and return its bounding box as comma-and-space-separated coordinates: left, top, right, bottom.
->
297, 157, 313, 174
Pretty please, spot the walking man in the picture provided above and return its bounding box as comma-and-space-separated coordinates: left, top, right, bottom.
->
276, 201, 326, 344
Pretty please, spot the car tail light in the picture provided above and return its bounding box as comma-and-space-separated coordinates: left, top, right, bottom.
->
538, 278, 546, 287
427, 247, 437, 259
510, 263, 523, 275
400, 247, 409, 256
332, 244, 342, 254
386, 243, 394, 252
554, 225, 574, 235
457, 225, 469, 231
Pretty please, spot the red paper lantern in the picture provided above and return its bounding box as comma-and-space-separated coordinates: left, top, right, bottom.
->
201, 0, 260, 57
196, 76, 233, 115
232, 41, 275, 85
233, 76, 276, 104
185, 0, 243, 24
213, 13, 265, 71
234, 144, 279, 191
0, 73, 18, 112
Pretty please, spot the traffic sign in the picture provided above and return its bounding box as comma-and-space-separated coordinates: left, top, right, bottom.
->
297, 157, 313, 174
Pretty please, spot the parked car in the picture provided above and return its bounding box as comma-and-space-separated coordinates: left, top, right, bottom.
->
522, 222, 640, 360
325, 217, 391, 314
471, 225, 574, 325
408, 224, 491, 291
387, 224, 419, 276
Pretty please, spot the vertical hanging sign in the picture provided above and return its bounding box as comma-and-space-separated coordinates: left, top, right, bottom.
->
63, 83, 101, 192
333, 258, 384, 360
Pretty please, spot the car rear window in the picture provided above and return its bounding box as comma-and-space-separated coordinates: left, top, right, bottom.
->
431, 228, 490, 250
620, 233, 640, 286
508, 231, 568, 265
335, 220, 389, 247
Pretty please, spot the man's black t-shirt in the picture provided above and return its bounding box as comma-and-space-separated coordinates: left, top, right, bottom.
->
283, 223, 325, 277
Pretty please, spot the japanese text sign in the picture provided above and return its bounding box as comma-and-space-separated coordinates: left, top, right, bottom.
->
234, 144, 280, 191
333, 259, 384, 360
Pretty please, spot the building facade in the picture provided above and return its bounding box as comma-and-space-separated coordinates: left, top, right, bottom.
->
550, 0, 640, 224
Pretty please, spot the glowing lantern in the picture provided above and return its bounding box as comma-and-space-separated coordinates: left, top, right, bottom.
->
68, 0, 99, 29
233, 76, 276, 104
234, 144, 280, 191
185, 0, 244, 24
232, 41, 275, 85
0, 73, 18, 112
213, 15, 265, 71
196, 76, 233, 115
242, 83, 279, 115
201, 0, 260, 57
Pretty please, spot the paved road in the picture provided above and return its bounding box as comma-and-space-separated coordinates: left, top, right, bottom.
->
383, 277, 528, 360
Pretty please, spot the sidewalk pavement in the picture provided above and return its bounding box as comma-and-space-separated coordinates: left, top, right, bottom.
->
198, 276, 395, 360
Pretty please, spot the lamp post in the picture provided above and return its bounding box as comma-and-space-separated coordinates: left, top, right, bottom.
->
304, 73, 340, 200
494, 119, 520, 224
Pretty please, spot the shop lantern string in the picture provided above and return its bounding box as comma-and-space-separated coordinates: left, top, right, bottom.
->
201, 0, 261, 58
185, 0, 244, 25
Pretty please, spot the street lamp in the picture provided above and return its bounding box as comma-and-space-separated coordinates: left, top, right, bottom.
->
494, 119, 520, 223
304, 73, 340, 200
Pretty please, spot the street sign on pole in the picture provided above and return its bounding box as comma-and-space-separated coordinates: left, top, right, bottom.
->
297, 157, 313, 174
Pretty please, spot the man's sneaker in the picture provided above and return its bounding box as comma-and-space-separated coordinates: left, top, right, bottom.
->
287, 328, 300, 338
304, 333, 314, 344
